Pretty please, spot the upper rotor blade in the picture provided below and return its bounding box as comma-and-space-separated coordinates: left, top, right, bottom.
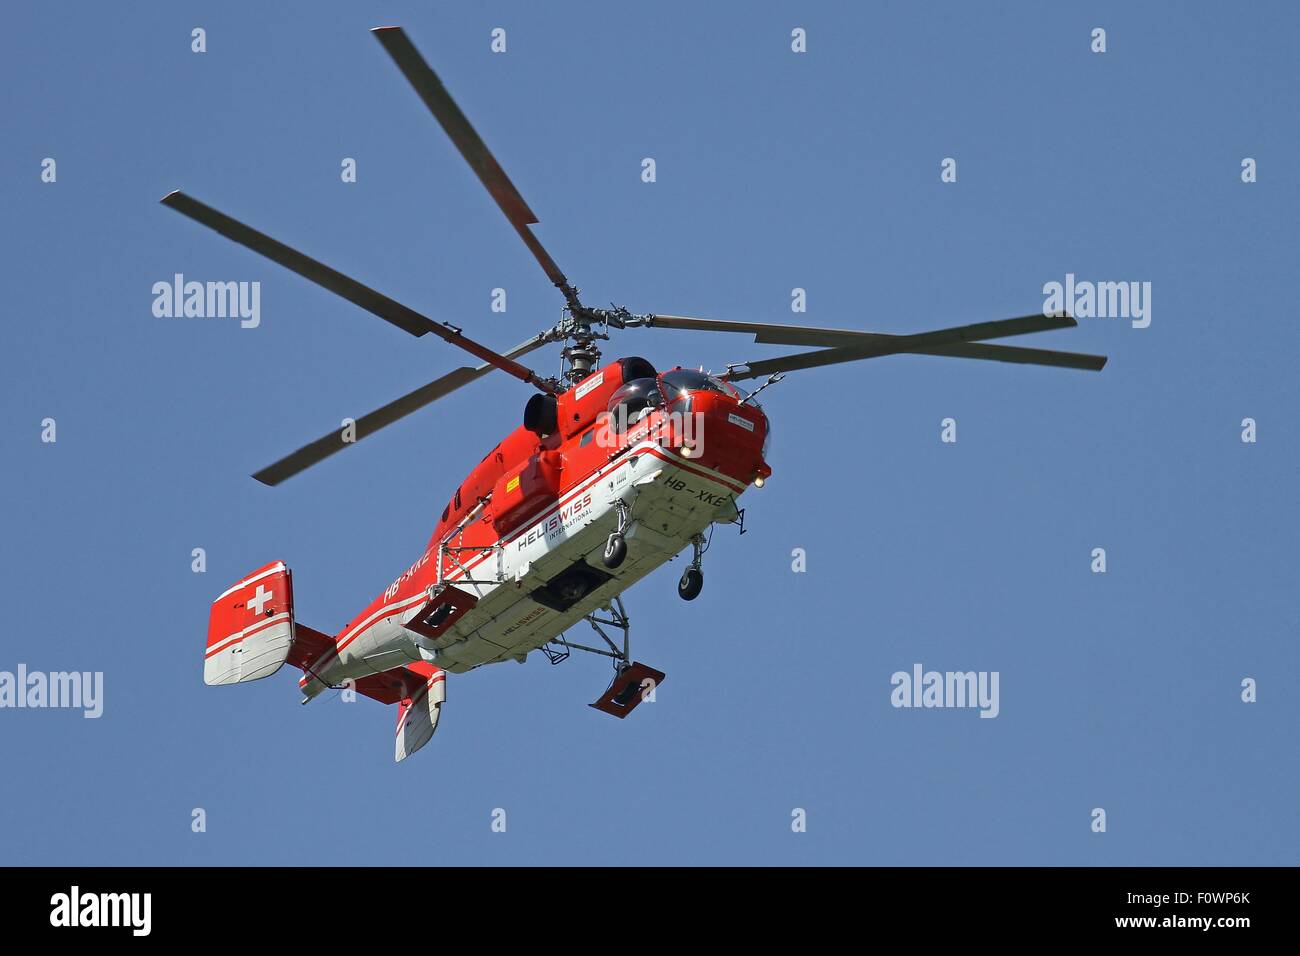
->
654, 312, 1072, 348
654, 312, 1105, 374
917, 342, 1107, 372
371, 26, 576, 302
721, 313, 1086, 381
252, 335, 550, 486
651, 314, 894, 347
160, 190, 559, 394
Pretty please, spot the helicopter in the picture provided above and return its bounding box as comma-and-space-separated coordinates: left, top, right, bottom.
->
173, 27, 1106, 762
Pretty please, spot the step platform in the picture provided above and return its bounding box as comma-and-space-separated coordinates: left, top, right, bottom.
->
590, 662, 666, 718
402, 586, 478, 642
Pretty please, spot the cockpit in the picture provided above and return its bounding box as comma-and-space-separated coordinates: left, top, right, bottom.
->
604, 376, 665, 424
657, 369, 754, 407
606, 369, 756, 421
604, 367, 770, 456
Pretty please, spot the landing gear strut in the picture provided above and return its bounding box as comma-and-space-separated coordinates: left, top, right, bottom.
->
677, 533, 706, 601
542, 596, 633, 669
602, 498, 631, 569
539, 597, 665, 719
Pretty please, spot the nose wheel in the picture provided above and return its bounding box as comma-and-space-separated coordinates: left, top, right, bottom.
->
678, 532, 706, 601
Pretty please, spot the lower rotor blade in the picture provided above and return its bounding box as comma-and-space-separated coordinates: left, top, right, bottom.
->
161, 191, 559, 394
724, 314, 1084, 380
655, 312, 1104, 375
252, 335, 548, 485
655, 312, 1072, 347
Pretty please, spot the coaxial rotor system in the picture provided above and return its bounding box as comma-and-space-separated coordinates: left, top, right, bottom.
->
162, 26, 1105, 486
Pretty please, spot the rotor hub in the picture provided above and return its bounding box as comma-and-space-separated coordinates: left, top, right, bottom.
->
548, 302, 650, 384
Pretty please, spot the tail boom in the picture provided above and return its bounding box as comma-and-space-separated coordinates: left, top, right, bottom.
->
205, 561, 447, 761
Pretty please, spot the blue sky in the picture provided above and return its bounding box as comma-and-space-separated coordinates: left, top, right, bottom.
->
2, 1, 1297, 865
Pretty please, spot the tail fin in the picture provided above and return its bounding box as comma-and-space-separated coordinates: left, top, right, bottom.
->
395, 666, 446, 763
348, 662, 446, 762
205, 561, 295, 685
206, 561, 445, 761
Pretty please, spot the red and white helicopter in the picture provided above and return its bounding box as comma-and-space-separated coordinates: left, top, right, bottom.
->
168, 27, 1106, 761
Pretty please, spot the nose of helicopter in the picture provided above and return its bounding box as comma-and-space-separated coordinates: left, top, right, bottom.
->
673, 389, 771, 487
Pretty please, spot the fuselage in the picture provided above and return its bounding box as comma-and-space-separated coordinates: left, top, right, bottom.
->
297, 358, 771, 697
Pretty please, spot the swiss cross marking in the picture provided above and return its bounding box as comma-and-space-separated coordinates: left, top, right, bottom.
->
248, 583, 273, 616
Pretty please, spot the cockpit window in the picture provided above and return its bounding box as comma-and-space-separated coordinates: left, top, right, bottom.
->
714, 377, 753, 404
658, 369, 755, 405
659, 369, 719, 401
605, 377, 665, 428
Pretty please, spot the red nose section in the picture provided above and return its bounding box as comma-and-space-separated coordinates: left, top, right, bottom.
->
670, 390, 769, 485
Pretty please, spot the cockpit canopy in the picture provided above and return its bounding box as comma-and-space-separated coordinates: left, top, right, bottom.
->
605, 377, 664, 423
606, 368, 760, 424
607, 369, 752, 416
602, 366, 770, 456
657, 369, 750, 404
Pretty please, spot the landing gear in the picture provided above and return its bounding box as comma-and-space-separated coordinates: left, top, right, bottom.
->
602, 498, 631, 569
542, 596, 633, 669
539, 596, 666, 719
678, 567, 703, 601
678, 533, 706, 601
602, 533, 627, 569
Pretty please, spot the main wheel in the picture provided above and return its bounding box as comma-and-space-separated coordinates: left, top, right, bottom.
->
677, 567, 704, 601
602, 533, 627, 569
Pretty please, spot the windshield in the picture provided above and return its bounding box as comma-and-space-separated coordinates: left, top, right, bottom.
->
606, 377, 665, 427
659, 369, 758, 407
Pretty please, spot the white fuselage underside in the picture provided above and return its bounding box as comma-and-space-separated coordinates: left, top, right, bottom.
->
320, 441, 744, 681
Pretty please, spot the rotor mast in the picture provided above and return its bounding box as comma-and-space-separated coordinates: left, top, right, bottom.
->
543, 303, 654, 383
